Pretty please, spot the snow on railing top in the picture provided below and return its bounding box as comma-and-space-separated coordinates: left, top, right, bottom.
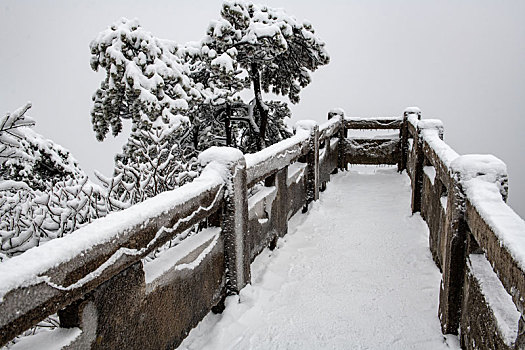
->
244, 118, 340, 188
406, 112, 457, 179
245, 124, 310, 169
467, 178, 525, 269
421, 129, 459, 169
244, 115, 343, 189
319, 115, 341, 141
345, 116, 403, 130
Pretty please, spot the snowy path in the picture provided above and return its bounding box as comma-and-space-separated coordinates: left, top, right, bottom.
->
179, 167, 460, 350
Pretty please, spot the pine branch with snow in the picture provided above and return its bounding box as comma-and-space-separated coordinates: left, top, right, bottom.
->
204, 1, 329, 150
0, 103, 35, 172
0, 104, 85, 191
89, 18, 201, 142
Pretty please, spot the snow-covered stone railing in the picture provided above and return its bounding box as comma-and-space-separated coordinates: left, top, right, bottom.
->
0, 114, 345, 349
344, 115, 403, 166
0, 153, 229, 348
403, 107, 525, 349
244, 114, 343, 262
3, 106, 522, 349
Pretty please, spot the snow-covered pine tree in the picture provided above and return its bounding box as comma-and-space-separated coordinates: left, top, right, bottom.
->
90, 18, 200, 142
90, 18, 203, 198
204, 1, 329, 150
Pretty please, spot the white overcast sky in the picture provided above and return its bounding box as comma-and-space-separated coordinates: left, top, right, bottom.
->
1, 0, 524, 217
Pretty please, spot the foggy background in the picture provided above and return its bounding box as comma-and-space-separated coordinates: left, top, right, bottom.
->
1, 0, 524, 217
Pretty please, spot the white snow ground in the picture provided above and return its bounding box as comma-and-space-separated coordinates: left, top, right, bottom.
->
178, 166, 460, 350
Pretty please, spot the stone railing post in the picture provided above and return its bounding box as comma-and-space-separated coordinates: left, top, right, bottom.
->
308, 123, 320, 204
264, 166, 289, 241
322, 116, 332, 190
410, 114, 444, 215
328, 109, 347, 171
297, 121, 320, 212
57, 262, 145, 348
400, 107, 422, 174
199, 147, 250, 295
398, 111, 410, 173
410, 110, 424, 213
438, 168, 468, 335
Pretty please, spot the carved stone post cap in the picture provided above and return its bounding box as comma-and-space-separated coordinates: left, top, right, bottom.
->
294, 120, 318, 133
450, 154, 508, 200
418, 119, 444, 139
198, 146, 245, 168
404, 106, 422, 119
328, 108, 346, 120
450, 154, 507, 181
198, 147, 246, 184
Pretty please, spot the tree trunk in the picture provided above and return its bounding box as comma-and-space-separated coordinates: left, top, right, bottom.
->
192, 122, 200, 151
224, 103, 232, 147
250, 62, 268, 151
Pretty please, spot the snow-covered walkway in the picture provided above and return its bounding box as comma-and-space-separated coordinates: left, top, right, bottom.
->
179, 166, 460, 350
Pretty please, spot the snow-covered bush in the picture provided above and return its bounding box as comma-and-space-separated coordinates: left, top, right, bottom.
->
96, 127, 200, 206
0, 103, 34, 161
0, 177, 109, 261
0, 104, 111, 261
0, 103, 84, 191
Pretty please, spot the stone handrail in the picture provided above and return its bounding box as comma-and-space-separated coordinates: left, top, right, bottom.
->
0, 116, 343, 349
344, 117, 403, 130
403, 108, 525, 349
1, 108, 524, 350
0, 168, 226, 347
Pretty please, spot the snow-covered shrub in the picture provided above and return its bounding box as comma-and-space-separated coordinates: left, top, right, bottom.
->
0, 104, 110, 261
0, 103, 34, 162
0, 103, 84, 191
96, 127, 200, 206
0, 177, 109, 260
